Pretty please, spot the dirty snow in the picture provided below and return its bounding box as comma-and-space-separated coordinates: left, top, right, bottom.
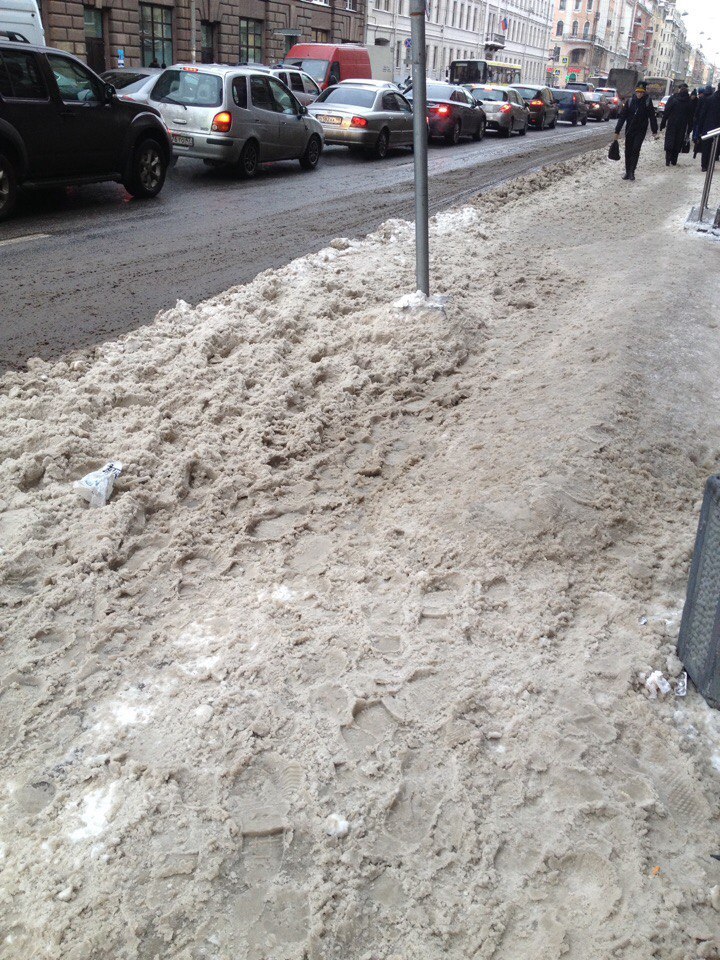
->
1, 143, 720, 959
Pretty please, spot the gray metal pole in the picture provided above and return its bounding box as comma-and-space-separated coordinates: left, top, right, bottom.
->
410, 0, 430, 294
190, 0, 197, 64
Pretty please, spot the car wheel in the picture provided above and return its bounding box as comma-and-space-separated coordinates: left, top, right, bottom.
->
473, 119, 485, 142
237, 139, 259, 178
571, 117, 578, 126
124, 137, 166, 199
370, 128, 390, 160
299, 134, 322, 170
500, 124, 511, 138
519, 120, 528, 136
538, 112, 545, 131
549, 115, 557, 128
445, 120, 461, 145
0, 152, 18, 221
581, 117, 587, 126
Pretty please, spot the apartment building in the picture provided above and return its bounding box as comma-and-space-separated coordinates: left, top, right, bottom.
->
647, 0, 690, 83
549, 0, 621, 83
40, 0, 367, 74
366, 0, 553, 84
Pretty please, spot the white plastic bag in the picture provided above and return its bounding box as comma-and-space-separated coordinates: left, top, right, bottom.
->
73, 461, 123, 508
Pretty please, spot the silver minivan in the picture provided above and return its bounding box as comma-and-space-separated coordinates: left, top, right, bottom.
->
148, 64, 324, 176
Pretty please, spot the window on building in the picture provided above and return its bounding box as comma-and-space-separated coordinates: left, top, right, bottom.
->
574, 0, 580, 9
571, 20, 579, 36
556, 20, 563, 36
239, 17, 263, 62
83, 7, 105, 73
570, 48, 583, 64
346, 0, 358, 10
311, 28, 330, 42
583, 21, 589, 39
140, 4, 172, 68
200, 21, 216, 63
587, 0, 593, 9
559, 0, 565, 8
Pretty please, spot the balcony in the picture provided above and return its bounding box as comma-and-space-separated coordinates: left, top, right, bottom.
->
562, 33, 598, 43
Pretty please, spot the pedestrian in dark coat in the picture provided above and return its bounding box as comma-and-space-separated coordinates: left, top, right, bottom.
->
613, 82, 659, 181
661, 84, 693, 166
696, 85, 720, 171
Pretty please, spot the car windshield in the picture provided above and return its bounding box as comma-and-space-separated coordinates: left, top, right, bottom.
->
554, 90, 575, 101
286, 58, 328, 82
151, 69, 223, 107
316, 86, 376, 107
471, 88, 507, 101
597, 89, 616, 96
514, 87, 540, 100
102, 71, 150, 90
425, 83, 454, 100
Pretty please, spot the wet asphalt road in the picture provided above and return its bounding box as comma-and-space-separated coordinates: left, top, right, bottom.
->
0, 121, 611, 371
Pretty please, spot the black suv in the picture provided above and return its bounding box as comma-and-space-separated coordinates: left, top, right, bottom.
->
0, 42, 171, 220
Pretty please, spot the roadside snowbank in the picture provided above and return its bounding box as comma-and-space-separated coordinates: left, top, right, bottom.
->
2, 145, 720, 960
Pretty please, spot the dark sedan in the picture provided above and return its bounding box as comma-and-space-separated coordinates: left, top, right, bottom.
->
405, 81, 486, 144
585, 92, 612, 121
553, 89, 589, 126
510, 84, 558, 130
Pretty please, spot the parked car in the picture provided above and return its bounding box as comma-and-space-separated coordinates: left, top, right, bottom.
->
405, 80, 485, 144
308, 80, 413, 158
283, 43, 371, 90
465, 84, 528, 137
565, 81, 594, 92
148, 64, 324, 177
553, 88, 589, 125
0, 41, 171, 220
509, 84, 558, 129
0, 0, 45, 47
595, 86, 620, 117
656, 95, 670, 120
585, 92, 611, 121
100, 67, 160, 103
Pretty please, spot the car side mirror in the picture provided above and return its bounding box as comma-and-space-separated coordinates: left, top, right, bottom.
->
105, 83, 116, 103
300, 104, 308, 115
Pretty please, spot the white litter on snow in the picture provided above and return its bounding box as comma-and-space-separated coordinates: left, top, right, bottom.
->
68, 785, 117, 842
324, 813, 350, 838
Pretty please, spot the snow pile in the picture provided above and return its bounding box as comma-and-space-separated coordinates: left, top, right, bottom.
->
2, 147, 720, 960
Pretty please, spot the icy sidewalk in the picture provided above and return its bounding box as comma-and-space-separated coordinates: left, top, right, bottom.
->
1, 147, 720, 960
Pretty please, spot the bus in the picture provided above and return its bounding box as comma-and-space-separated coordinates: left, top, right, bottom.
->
448, 59, 522, 86
644, 76, 674, 100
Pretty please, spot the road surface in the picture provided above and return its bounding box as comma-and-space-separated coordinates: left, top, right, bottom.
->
0, 122, 611, 370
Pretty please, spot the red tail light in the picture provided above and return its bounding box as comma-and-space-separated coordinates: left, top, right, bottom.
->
436, 104, 450, 115
500, 104, 512, 113
530, 99, 543, 106
211, 111, 232, 133
572, 95, 577, 103
350, 116, 368, 127
613, 97, 619, 103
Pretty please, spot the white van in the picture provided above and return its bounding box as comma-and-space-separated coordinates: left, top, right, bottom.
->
0, 0, 45, 46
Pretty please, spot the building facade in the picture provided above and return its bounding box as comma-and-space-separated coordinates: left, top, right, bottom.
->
548, 0, 628, 85
366, 0, 552, 85
647, 1, 690, 83
40, 0, 367, 73
627, 0, 652, 74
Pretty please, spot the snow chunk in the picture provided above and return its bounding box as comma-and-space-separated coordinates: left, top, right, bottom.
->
325, 813, 350, 838
69, 784, 117, 842
393, 290, 449, 315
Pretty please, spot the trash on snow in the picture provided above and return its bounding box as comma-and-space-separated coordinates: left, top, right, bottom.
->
675, 671, 688, 697
645, 670, 672, 700
73, 461, 123, 508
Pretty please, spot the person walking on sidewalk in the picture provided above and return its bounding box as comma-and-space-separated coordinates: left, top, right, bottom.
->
695, 84, 720, 173
661, 83, 693, 166
613, 82, 659, 181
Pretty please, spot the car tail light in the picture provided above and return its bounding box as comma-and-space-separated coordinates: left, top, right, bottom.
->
613, 97, 619, 104
211, 111, 232, 133
436, 104, 450, 115
572, 95, 577, 103
530, 99, 543, 106
350, 116, 368, 127
500, 104, 512, 113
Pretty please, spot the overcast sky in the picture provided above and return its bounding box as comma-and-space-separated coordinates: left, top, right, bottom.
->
681, 0, 720, 63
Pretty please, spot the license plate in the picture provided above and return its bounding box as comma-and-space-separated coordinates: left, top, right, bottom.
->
171, 133, 194, 148
317, 115, 342, 125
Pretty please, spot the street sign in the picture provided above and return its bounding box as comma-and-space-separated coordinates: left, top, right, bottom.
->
117, 48, 125, 68
404, 37, 412, 49
562, 57, 568, 64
